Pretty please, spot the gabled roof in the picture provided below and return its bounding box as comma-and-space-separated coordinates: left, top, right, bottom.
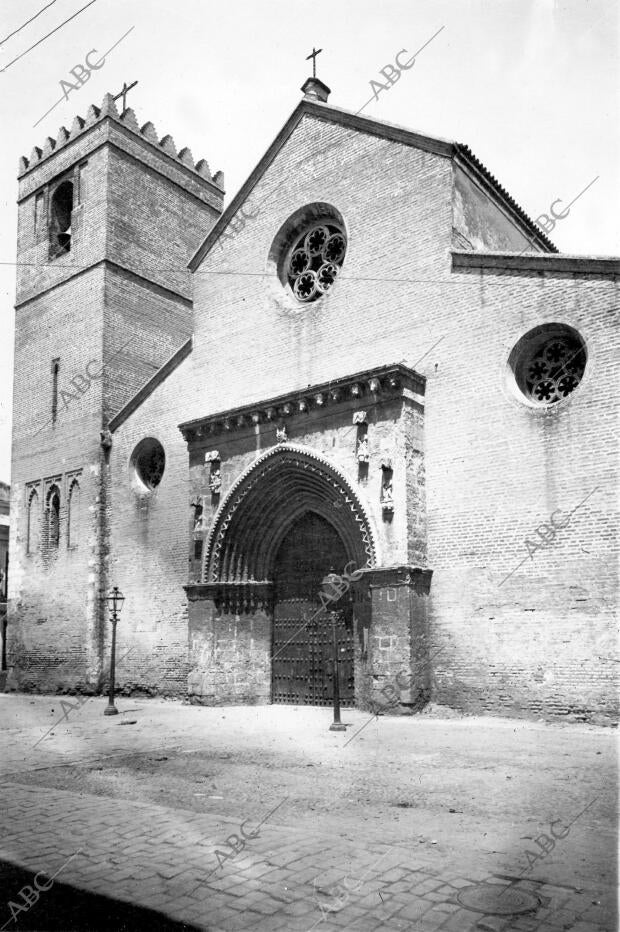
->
189, 97, 556, 271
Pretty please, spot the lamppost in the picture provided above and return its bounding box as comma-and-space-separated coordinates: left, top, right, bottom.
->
328, 610, 347, 731
320, 573, 351, 732
103, 586, 125, 716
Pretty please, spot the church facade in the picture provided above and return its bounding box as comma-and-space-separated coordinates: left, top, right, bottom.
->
7, 77, 618, 723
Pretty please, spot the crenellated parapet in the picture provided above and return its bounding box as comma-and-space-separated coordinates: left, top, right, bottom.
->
18, 92, 224, 190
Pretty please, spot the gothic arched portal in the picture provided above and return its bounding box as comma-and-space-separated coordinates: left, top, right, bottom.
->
203, 445, 377, 583
202, 445, 377, 705
272, 510, 354, 705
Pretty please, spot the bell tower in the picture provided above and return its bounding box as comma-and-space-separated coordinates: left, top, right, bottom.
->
9, 92, 224, 690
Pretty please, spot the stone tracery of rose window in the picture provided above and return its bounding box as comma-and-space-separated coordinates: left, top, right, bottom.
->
524, 337, 586, 404
286, 223, 346, 302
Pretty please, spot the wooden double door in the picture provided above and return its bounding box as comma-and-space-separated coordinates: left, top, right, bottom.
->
272, 512, 354, 706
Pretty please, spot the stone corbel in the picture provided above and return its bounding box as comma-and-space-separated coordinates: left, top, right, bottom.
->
356, 437, 370, 463
208, 470, 222, 494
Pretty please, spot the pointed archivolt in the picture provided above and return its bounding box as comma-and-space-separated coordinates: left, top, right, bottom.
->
203, 444, 377, 583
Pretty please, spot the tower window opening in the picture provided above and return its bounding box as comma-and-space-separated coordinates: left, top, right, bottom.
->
27, 489, 40, 555
45, 485, 61, 551
49, 181, 73, 257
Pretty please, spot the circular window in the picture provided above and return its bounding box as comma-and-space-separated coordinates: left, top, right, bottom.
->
285, 222, 346, 302
509, 324, 587, 406
132, 438, 165, 489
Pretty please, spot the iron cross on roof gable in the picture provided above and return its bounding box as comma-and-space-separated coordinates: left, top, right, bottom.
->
305, 47, 322, 79
112, 80, 138, 111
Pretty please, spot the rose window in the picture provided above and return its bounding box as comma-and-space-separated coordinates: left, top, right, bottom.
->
522, 335, 586, 405
286, 224, 346, 302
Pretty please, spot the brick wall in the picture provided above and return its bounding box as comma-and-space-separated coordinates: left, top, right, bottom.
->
424, 266, 618, 723
184, 113, 617, 722
8, 110, 222, 693
109, 369, 421, 702
9, 263, 106, 691
11, 103, 618, 722
103, 360, 193, 696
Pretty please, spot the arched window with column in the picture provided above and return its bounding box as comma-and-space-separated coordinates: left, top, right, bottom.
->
49, 180, 73, 257
45, 484, 61, 552
67, 478, 80, 549
27, 488, 41, 555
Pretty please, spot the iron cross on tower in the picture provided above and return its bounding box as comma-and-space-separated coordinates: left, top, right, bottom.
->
305, 47, 322, 78
112, 80, 138, 111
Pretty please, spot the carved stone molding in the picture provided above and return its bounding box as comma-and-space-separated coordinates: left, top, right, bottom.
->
185, 581, 274, 614
203, 444, 378, 582
356, 437, 370, 463
179, 363, 425, 442
357, 565, 433, 594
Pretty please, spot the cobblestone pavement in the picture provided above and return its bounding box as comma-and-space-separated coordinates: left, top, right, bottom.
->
0, 696, 616, 932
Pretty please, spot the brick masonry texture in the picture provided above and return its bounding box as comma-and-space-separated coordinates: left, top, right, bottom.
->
8, 106, 223, 695
8, 102, 619, 723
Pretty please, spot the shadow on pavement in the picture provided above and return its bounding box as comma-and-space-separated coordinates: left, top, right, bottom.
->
0, 858, 203, 931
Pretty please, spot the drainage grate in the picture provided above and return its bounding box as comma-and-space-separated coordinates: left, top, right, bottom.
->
456, 883, 541, 916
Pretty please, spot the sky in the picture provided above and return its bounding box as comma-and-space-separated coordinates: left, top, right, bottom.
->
0, 0, 618, 484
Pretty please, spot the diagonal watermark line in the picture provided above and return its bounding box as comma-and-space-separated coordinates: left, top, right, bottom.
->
566, 486, 599, 519
271, 603, 330, 664
0, 849, 83, 930
307, 849, 392, 931
32, 647, 135, 748
33, 25, 135, 127
562, 175, 600, 214
203, 797, 288, 883
33, 335, 136, 437
410, 334, 445, 369
496, 797, 598, 902
516, 176, 599, 257
498, 555, 529, 588
343, 645, 446, 747
356, 26, 446, 114
211, 26, 445, 247
341, 711, 378, 748
498, 486, 600, 587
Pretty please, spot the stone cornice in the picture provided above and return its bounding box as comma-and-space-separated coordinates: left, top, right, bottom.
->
15, 258, 192, 310
452, 250, 620, 276
178, 363, 425, 442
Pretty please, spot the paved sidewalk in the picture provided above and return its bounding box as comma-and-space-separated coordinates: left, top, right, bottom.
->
0, 696, 616, 931
0, 781, 611, 932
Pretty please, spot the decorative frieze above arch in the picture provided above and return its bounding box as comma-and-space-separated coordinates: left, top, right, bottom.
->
187, 580, 274, 614
202, 444, 378, 584
178, 363, 424, 442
